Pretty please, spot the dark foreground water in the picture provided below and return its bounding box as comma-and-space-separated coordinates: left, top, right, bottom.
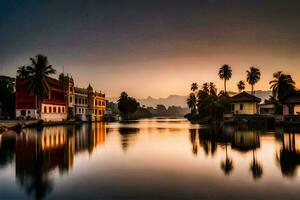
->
0, 118, 300, 200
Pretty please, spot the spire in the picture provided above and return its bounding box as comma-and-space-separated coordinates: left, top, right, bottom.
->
87, 83, 93, 91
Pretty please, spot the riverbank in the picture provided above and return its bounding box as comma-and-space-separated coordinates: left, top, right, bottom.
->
0, 119, 107, 134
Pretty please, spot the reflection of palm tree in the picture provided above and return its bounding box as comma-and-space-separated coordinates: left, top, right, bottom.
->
277, 132, 298, 178
250, 149, 263, 180
221, 144, 233, 175
189, 129, 198, 155
119, 128, 139, 152
17, 172, 53, 200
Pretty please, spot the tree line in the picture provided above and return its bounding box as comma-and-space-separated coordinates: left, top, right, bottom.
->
187, 64, 297, 120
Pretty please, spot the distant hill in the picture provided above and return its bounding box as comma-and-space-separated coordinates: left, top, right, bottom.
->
108, 95, 188, 108
107, 90, 272, 108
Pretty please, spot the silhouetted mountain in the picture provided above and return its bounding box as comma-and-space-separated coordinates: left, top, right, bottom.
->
108, 95, 188, 107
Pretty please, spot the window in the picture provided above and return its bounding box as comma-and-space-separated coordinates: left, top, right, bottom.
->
58, 107, 61, 113
75, 98, 78, 104
70, 96, 72, 103
95, 101, 97, 106
54, 107, 57, 113
49, 107, 52, 113
28, 110, 31, 114
62, 107, 65, 113
44, 107, 47, 113
240, 104, 243, 110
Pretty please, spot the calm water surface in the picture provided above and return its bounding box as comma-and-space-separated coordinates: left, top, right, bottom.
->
0, 118, 300, 200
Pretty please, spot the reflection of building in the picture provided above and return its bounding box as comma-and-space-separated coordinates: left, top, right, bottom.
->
0, 123, 106, 199
75, 123, 106, 154
230, 92, 261, 115
232, 130, 260, 152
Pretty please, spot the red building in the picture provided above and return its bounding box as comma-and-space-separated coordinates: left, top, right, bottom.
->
16, 76, 67, 121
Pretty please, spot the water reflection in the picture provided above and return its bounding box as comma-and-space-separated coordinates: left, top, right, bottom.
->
1, 119, 300, 199
118, 128, 139, 152
0, 123, 106, 200
189, 125, 265, 179
276, 127, 300, 178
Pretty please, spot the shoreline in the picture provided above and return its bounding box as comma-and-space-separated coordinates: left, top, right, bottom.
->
0, 119, 107, 134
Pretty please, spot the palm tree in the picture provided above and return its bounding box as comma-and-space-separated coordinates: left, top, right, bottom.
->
26, 54, 56, 118
269, 71, 295, 100
237, 80, 245, 93
202, 83, 209, 95
191, 83, 198, 93
187, 93, 197, 114
246, 67, 261, 95
218, 64, 232, 94
209, 82, 217, 96
17, 66, 31, 78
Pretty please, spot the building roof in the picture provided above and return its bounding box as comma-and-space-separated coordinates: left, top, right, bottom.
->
230, 91, 261, 103
281, 91, 300, 104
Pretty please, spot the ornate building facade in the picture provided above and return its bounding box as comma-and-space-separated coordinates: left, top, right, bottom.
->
16, 77, 68, 121
16, 74, 105, 122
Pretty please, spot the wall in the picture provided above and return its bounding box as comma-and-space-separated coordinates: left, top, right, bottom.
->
232, 102, 258, 115
41, 103, 67, 121
41, 113, 67, 122
16, 109, 37, 119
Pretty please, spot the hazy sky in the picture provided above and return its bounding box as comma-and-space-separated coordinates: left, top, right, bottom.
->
1, 0, 300, 98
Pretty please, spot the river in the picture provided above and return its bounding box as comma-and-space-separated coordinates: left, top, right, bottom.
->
0, 118, 299, 200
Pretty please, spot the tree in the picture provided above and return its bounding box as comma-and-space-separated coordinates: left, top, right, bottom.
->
202, 83, 209, 95
246, 67, 261, 95
187, 93, 197, 115
209, 82, 217, 96
269, 71, 295, 100
237, 80, 245, 93
218, 64, 232, 94
26, 54, 56, 118
191, 83, 198, 92
17, 66, 30, 78
117, 92, 138, 120
0, 76, 15, 117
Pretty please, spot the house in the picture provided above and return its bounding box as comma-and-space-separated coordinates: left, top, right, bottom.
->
259, 103, 275, 115
281, 91, 300, 116
230, 91, 261, 115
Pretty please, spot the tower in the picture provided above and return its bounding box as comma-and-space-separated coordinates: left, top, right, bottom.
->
60, 74, 75, 119
87, 84, 94, 121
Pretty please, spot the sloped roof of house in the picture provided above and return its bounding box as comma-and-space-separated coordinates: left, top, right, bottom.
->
281, 91, 300, 104
230, 91, 261, 103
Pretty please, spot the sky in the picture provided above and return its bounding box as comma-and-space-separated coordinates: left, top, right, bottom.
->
0, 0, 300, 98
